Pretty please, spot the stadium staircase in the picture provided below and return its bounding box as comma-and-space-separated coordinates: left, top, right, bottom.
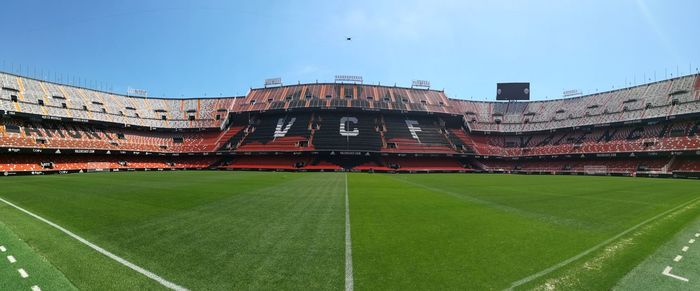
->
663, 156, 677, 173
378, 114, 388, 148
221, 125, 250, 150
213, 125, 244, 150
443, 128, 464, 153
447, 128, 477, 154
307, 113, 317, 147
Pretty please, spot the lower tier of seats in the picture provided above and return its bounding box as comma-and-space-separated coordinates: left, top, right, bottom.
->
3, 154, 700, 175
0, 154, 221, 172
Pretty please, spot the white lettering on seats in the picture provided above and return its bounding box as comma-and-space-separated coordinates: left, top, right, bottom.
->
273, 117, 296, 137
340, 117, 359, 137
405, 120, 422, 140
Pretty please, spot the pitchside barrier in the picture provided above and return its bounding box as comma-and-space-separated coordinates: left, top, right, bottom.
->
584, 165, 609, 175
0, 168, 687, 178
87, 162, 112, 172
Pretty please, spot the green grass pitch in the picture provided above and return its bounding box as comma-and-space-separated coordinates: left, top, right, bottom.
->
1, 171, 700, 290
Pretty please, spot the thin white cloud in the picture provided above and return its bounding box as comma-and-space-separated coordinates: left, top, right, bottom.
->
635, 0, 678, 61
337, 1, 456, 41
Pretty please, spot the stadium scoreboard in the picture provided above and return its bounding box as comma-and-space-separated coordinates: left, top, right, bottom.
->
497, 82, 530, 101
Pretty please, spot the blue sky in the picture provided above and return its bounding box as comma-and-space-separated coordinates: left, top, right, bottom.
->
1, 0, 698, 100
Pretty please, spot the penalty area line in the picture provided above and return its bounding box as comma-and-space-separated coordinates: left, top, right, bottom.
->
0, 197, 189, 291
344, 173, 354, 291
662, 266, 689, 282
508, 196, 700, 290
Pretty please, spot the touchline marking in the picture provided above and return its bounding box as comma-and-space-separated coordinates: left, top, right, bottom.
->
674, 255, 683, 262
508, 196, 700, 290
344, 173, 354, 291
682, 246, 689, 252
31, 285, 41, 291
7, 255, 16, 263
0, 197, 188, 291
18, 268, 28, 278
662, 266, 689, 282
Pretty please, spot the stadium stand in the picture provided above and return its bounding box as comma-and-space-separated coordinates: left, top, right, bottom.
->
312, 113, 383, 151
670, 157, 700, 173
1, 70, 699, 176
463, 119, 700, 157
0, 154, 219, 172
382, 156, 470, 172
480, 157, 670, 174
219, 155, 310, 170
0, 117, 226, 152
237, 113, 313, 151
382, 115, 454, 153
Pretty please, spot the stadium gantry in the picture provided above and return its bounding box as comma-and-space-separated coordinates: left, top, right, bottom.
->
1, 71, 700, 177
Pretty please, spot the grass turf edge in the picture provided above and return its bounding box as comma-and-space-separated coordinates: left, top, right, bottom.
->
0, 199, 166, 290
518, 196, 700, 290
0, 219, 77, 290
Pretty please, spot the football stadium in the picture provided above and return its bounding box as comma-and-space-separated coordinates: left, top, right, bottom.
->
2, 1, 700, 290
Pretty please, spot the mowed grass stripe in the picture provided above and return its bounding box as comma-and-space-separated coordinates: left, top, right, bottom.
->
0, 197, 188, 291
97, 172, 346, 290
0, 220, 77, 291
2, 172, 699, 290
0, 200, 163, 290
349, 173, 587, 290
398, 174, 698, 233
0, 172, 347, 290
615, 216, 700, 290
509, 195, 700, 289
394, 174, 700, 289
350, 173, 700, 290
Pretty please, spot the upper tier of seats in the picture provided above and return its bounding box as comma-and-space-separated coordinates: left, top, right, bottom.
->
454, 75, 700, 132
0, 72, 239, 129
0, 117, 226, 152
3, 71, 697, 132
237, 83, 451, 114
465, 119, 700, 157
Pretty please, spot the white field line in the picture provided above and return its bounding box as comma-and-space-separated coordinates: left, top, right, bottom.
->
682, 246, 689, 252
344, 173, 354, 291
0, 246, 5, 252
662, 266, 689, 282
7, 255, 16, 263
0, 197, 188, 291
31, 285, 41, 291
674, 255, 683, 262
508, 196, 700, 290
18, 268, 28, 278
